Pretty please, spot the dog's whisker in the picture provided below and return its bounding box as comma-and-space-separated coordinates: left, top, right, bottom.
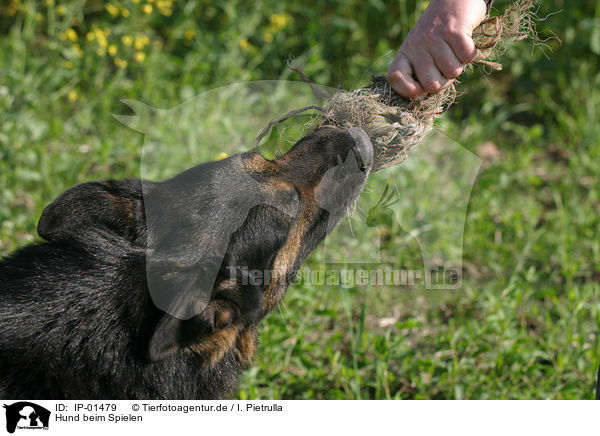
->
347, 213, 356, 239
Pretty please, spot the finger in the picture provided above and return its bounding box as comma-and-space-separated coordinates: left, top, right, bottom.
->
426, 39, 465, 79
410, 50, 453, 94
439, 79, 455, 92
387, 53, 426, 99
445, 30, 478, 64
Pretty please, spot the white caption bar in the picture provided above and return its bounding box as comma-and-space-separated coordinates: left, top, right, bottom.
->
1, 400, 597, 435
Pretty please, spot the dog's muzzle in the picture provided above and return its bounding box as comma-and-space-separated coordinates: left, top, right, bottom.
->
346, 127, 374, 172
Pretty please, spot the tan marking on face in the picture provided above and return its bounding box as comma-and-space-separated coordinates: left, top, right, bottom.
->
235, 328, 258, 365
214, 305, 234, 329
241, 153, 295, 193
242, 153, 278, 174
187, 324, 259, 368
262, 197, 317, 314
188, 324, 240, 368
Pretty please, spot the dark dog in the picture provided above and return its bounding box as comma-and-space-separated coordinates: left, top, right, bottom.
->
0, 127, 373, 399
596, 365, 600, 399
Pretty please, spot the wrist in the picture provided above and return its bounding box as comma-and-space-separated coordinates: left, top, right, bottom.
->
429, 0, 490, 14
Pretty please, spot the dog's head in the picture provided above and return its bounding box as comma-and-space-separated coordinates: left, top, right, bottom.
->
37, 127, 373, 365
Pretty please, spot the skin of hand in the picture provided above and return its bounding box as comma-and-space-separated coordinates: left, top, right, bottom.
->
387, 0, 487, 99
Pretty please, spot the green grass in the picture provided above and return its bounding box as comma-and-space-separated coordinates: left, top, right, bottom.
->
1, 0, 599, 399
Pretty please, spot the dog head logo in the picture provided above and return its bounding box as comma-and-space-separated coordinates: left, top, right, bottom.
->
3, 402, 50, 433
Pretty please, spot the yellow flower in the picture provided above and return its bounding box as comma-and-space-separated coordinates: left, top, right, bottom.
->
45, 0, 54, 6
263, 32, 273, 43
56, 4, 66, 15
86, 32, 95, 41
106, 3, 119, 16
65, 60, 74, 69
134, 35, 149, 50
269, 13, 291, 30
157, 0, 172, 13
239, 38, 250, 50
95, 29, 108, 48
7, 0, 22, 16
114, 58, 128, 68
72, 43, 83, 57
132, 0, 139, 3
65, 28, 77, 42
121, 35, 133, 46
142, 4, 152, 14
184, 28, 195, 40
122, 8, 130, 18
108, 44, 117, 56
134, 51, 146, 62
35, 12, 43, 21
215, 152, 229, 161
68, 89, 78, 102
96, 47, 106, 56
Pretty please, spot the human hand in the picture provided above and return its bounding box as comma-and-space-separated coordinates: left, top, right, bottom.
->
387, 0, 487, 99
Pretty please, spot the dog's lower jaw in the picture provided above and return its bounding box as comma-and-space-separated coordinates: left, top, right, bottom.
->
260, 200, 317, 316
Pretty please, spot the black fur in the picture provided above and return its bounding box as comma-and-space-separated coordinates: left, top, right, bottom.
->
0, 127, 373, 399
596, 364, 600, 399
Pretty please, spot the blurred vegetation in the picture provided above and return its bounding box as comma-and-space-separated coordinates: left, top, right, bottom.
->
1, 0, 599, 399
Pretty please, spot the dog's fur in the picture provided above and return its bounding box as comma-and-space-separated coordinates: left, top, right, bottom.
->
0, 127, 372, 399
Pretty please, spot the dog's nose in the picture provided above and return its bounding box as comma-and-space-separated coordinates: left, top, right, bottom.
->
347, 127, 373, 172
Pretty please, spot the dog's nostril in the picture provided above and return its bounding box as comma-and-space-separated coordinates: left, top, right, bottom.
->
353, 149, 368, 172
347, 128, 373, 172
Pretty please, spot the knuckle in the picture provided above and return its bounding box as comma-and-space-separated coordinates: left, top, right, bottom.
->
447, 66, 464, 79
404, 89, 419, 99
437, 59, 460, 79
443, 26, 462, 41
422, 80, 441, 93
454, 66, 465, 77
462, 50, 477, 63
386, 70, 404, 84
449, 38, 476, 63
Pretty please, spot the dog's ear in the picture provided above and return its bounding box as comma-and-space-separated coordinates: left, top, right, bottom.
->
148, 300, 239, 361
37, 180, 144, 244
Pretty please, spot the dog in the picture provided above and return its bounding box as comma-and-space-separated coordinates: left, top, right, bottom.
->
0, 127, 373, 399
597, 365, 600, 399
